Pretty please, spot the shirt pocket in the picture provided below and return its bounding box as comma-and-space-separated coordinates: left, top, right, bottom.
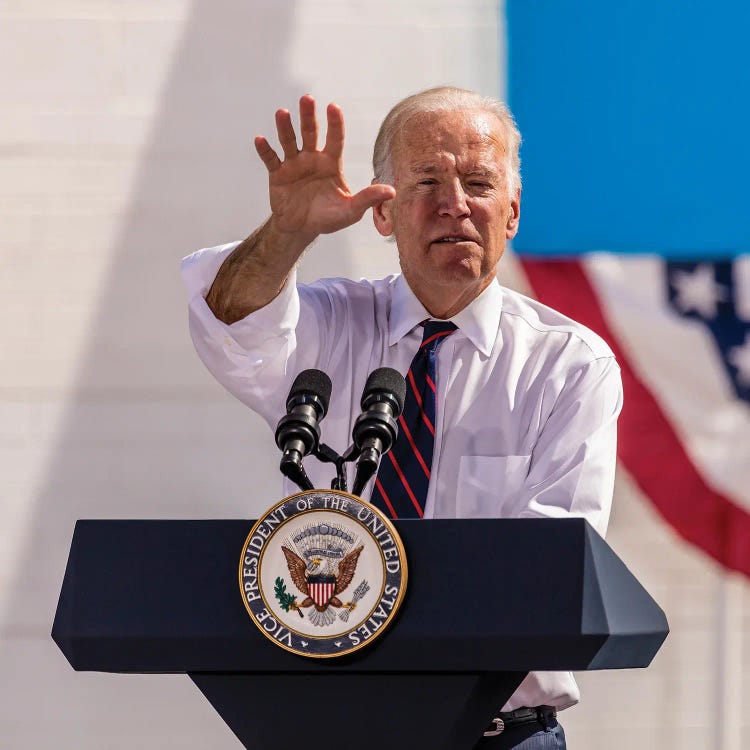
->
456, 454, 532, 518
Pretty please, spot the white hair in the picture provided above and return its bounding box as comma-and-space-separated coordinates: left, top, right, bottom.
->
372, 86, 522, 195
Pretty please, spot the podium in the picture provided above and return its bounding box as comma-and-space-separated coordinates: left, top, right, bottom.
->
53, 518, 668, 749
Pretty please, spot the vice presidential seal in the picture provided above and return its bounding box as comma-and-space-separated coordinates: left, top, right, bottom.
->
239, 489, 407, 658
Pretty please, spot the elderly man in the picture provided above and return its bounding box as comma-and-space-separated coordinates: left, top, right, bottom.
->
182, 87, 622, 750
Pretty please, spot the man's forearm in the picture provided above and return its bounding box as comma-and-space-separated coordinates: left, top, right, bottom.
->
205, 218, 316, 324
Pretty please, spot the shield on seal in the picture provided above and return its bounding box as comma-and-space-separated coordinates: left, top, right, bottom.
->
307, 575, 336, 608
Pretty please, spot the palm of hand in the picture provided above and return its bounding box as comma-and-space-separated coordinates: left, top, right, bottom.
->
255, 96, 395, 239
268, 151, 356, 236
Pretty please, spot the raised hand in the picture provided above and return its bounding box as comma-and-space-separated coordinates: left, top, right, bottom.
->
207, 95, 394, 323
254, 96, 395, 239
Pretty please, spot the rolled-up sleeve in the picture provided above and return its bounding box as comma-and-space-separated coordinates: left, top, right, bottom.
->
181, 243, 310, 428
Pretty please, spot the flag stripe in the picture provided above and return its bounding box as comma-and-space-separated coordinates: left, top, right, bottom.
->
583, 256, 750, 509
521, 257, 750, 578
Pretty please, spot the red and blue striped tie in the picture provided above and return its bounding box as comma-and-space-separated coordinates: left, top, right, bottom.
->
370, 320, 458, 518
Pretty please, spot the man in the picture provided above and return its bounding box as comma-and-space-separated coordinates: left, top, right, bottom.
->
182, 87, 622, 749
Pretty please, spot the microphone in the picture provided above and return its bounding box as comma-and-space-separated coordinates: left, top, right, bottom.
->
275, 369, 332, 491
351, 368, 406, 496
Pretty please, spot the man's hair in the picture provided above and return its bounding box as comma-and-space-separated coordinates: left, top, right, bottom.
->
372, 86, 522, 195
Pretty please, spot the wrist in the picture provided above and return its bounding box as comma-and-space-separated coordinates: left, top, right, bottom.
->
265, 216, 318, 256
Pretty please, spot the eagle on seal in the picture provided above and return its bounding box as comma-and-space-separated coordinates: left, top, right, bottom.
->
281, 544, 364, 613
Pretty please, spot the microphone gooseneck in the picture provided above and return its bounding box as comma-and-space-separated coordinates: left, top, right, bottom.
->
351, 368, 406, 496
275, 369, 332, 491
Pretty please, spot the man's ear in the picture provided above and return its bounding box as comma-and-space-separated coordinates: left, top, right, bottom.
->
372, 194, 394, 237
505, 188, 521, 239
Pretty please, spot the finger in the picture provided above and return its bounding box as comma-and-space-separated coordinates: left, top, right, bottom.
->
299, 94, 318, 152
275, 108, 299, 159
254, 136, 282, 172
323, 102, 345, 160
349, 184, 397, 219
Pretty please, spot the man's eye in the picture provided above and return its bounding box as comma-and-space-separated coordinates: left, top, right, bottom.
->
469, 181, 491, 189
418, 179, 437, 186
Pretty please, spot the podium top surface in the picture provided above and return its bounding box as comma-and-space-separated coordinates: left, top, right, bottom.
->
52, 518, 668, 674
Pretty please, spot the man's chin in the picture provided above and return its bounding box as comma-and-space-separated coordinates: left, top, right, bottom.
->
433, 258, 481, 285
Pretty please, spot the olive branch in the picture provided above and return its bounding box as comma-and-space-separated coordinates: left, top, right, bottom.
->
274, 577, 303, 617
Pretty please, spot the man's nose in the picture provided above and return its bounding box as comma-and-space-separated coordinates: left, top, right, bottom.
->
437, 179, 470, 218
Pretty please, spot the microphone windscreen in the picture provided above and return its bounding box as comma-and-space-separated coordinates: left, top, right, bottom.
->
362, 367, 407, 414
289, 369, 332, 414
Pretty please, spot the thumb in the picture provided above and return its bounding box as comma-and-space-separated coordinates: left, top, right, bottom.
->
349, 184, 396, 219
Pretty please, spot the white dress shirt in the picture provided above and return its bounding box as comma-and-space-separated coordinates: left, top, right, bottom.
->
181, 241, 623, 712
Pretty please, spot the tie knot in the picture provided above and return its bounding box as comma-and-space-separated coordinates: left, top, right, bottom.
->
420, 320, 458, 351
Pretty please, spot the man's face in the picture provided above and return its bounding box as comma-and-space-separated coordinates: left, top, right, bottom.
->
373, 108, 520, 317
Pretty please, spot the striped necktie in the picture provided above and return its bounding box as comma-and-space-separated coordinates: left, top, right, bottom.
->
370, 320, 458, 518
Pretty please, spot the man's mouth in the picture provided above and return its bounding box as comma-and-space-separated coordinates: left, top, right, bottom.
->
432, 235, 475, 244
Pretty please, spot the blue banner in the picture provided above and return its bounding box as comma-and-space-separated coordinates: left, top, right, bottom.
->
507, 1, 750, 257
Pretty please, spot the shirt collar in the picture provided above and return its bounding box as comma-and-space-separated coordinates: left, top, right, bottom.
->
388, 274, 502, 357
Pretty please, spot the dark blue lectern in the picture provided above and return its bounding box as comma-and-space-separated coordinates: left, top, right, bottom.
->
52, 518, 668, 749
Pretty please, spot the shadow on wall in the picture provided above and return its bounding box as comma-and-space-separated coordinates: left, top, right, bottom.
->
3, 0, 356, 632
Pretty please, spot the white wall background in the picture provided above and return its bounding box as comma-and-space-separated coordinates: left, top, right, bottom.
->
0, 1, 747, 748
